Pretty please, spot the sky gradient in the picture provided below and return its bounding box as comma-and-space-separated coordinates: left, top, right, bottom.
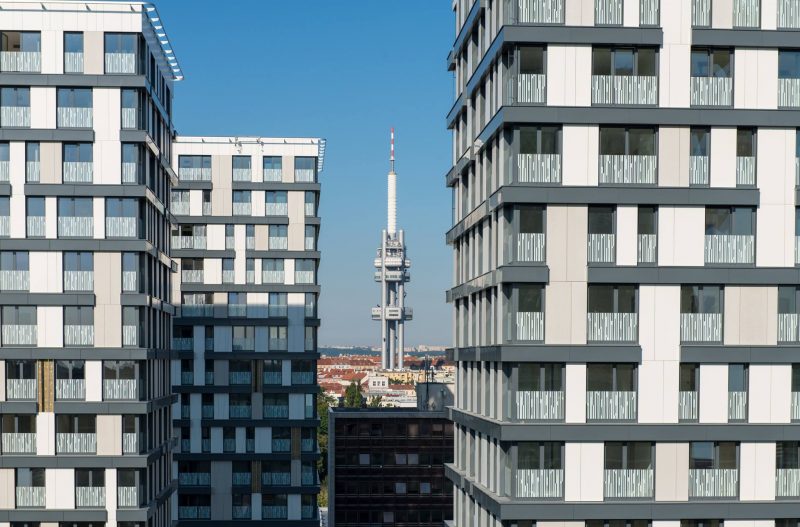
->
158, 1, 454, 347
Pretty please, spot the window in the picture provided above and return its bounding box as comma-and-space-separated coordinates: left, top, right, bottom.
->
691, 49, 732, 78
520, 126, 559, 155
63, 143, 92, 162
705, 207, 754, 236
691, 128, 710, 156
1, 31, 41, 53
728, 364, 748, 392
518, 442, 563, 469
588, 285, 636, 314
519, 363, 563, 391
587, 363, 636, 391
57, 88, 92, 109
104, 33, 137, 74
26, 197, 44, 237
680, 364, 699, 392
777, 442, 800, 469
263, 156, 282, 181
780, 51, 800, 80
64, 32, 83, 53
593, 47, 657, 77
589, 206, 615, 234
516, 285, 542, 313
232, 155, 250, 170
599, 127, 656, 156
519, 46, 544, 75
1, 87, 31, 127
0, 251, 28, 271
690, 442, 738, 469
638, 206, 657, 235
681, 286, 722, 314
736, 128, 755, 157
25, 142, 39, 182
605, 442, 653, 469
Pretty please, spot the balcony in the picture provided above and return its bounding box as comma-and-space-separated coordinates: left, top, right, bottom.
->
103, 379, 138, 400
233, 202, 252, 216
57, 107, 92, 128
302, 438, 315, 452
517, 233, 546, 263
595, 0, 623, 24
302, 505, 317, 520
1, 51, 40, 72
704, 235, 754, 265
0, 270, 30, 291
295, 168, 315, 182
266, 202, 288, 216
202, 405, 214, 419
228, 304, 247, 318
515, 311, 544, 341
508, 74, 546, 104
292, 372, 315, 385
516, 391, 564, 420
588, 233, 615, 263
233, 472, 252, 486
64, 325, 94, 346
230, 371, 252, 385
295, 270, 315, 284
16, 487, 45, 508
64, 52, 83, 73
680, 391, 699, 421
272, 438, 291, 453
178, 167, 211, 182
691, 77, 732, 106
56, 378, 86, 400
122, 271, 137, 292
2, 324, 37, 346
1, 106, 31, 127
26, 161, 40, 182
305, 202, 315, 216
229, 405, 252, 419
117, 487, 138, 508
592, 76, 657, 106
517, 153, 561, 184
123, 432, 138, 454
263, 506, 288, 520
56, 432, 96, 454
121, 108, 137, 129
604, 469, 654, 499
233, 506, 251, 520
106, 217, 137, 238
6, 379, 36, 400
105, 52, 136, 74
516, 469, 564, 499
179, 472, 211, 486
262, 471, 291, 486
779, 0, 800, 28
223, 438, 236, 452
172, 235, 207, 250
681, 312, 722, 342
181, 305, 213, 317
777, 468, 800, 497
689, 468, 739, 498
180, 371, 194, 385
735, 156, 756, 186
640, 0, 660, 24
637, 234, 657, 264
779, 313, 799, 342
233, 168, 251, 182
264, 168, 282, 182
586, 391, 637, 421
733, 0, 760, 27
122, 162, 138, 184
122, 325, 138, 346
264, 405, 289, 419
58, 216, 93, 237
2, 432, 36, 454
693, 0, 711, 25
232, 335, 254, 351
181, 269, 204, 284
263, 372, 282, 385
728, 391, 747, 421
507, 0, 564, 24
64, 270, 93, 291
62, 161, 93, 183
599, 155, 657, 185
587, 312, 638, 342
179, 507, 211, 520
269, 236, 288, 250
690, 156, 709, 185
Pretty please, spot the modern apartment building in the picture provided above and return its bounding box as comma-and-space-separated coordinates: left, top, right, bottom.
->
0, 2, 179, 527
170, 136, 323, 524
446, 1, 800, 527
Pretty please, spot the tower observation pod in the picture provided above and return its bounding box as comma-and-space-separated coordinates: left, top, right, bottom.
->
371, 128, 412, 370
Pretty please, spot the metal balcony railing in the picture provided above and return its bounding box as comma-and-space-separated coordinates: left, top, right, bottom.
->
733, 0, 760, 27
57, 107, 92, 128
266, 202, 288, 216
233, 506, 251, 520
778, 313, 799, 342
263, 270, 285, 284
506, 0, 565, 24
121, 108, 137, 129
517, 233, 545, 263
516, 469, 564, 499
595, 0, 623, 24
178, 167, 211, 182
516, 391, 564, 420
777, 468, 800, 497
704, 234, 754, 264
680, 391, 698, 421
269, 236, 288, 250
638, 234, 657, 264
604, 469, 654, 498
62, 161, 93, 182
106, 217, 137, 238
640, 0, 660, 24
515, 311, 544, 341
689, 468, 739, 498
263, 372, 282, 385
2, 325, 38, 346
1, 106, 31, 127
262, 472, 291, 486
0, 270, 30, 291
64, 52, 83, 73
233, 202, 252, 216
104, 379, 138, 400
118, 487, 138, 508
292, 371, 315, 385
1, 51, 40, 72
295, 168, 315, 182
693, 0, 711, 25
233, 472, 252, 486
263, 506, 288, 520
180, 472, 211, 486
179, 507, 211, 520
56, 432, 96, 454
264, 405, 289, 419
58, 216, 93, 237
586, 391, 637, 421
122, 162, 138, 184
64, 270, 93, 291
181, 269, 204, 283
0, 160, 8, 182
24, 216, 43, 238
295, 270, 315, 284
305, 202, 315, 216
517, 153, 561, 184
172, 235, 207, 250
588, 312, 638, 342
302, 438, 315, 452
592, 76, 658, 106
56, 378, 86, 400
270, 338, 288, 351
793, 392, 800, 421
264, 167, 282, 182
736, 156, 756, 186
122, 325, 138, 346
599, 155, 657, 185
201, 405, 214, 419
26, 161, 39, 182
232, 168, 251, 181
508, 74, 546, 104
123, 433, 138, 454
64, 325, 94, 346
779, 0, 800, 27
691, 77, 733, 106
0, 216, 8, 237
728, 391, 747, 421
690, 156, 709, 185
122, 271, 137, 293
588, 233, 615, 263
16, 487, 45, 508
681, 312, 722, 342
230, 371, 252, 385
229, 405, 252, 419
2, 433, 36, 454
105, 52, 136, 74
6, 379, 36, 400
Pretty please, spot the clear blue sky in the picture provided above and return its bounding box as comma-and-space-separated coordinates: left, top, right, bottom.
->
159, 1, 454, 347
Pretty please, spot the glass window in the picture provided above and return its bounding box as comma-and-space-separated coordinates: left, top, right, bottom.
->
680, 286, 722, 314
779, 50, 800, 79
64, 32, 83, 53
517, 285, 542, 313
588, 206, 615, 234
736, 128, 755, 157
232, 155, 250, 169
518, 442, 563, 470
104, 33, 136, 54
519, 363, 563, 391
680, 363, 699, 391
519, 46, 544, 75
638, 206, 657, 235
1, 87, 30, 107
519, 206, 544, 234
57, 88, 92, 108
0, 31, 41, 52
63, 143, 92, 162
690, 128, 710, 156
728, 364, 748, 392
779, 287, 797, 314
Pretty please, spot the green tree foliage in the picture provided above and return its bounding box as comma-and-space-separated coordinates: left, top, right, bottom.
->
343, 381, 364, 408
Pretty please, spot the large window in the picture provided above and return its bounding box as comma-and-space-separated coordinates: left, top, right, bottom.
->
780, 50, 800, 80
587, 363, 636, 392
593, 47, 656, 77
691, 49, 732, 78
520, 126, 559, 155
519, 363, 563, 391
599, 127, 656, 156
605, 442, 653, 469
690, 442, 738, 469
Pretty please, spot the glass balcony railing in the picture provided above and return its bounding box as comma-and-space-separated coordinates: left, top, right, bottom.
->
1, 106, 31, 127
122, 271, 137, 292
64, 325, 94, 346
122, 162, 138, 183
733, 0, 760, 27
638, 234, 657, 264
595, 0, 623, 24
264, 168, 282, 182
640, 0, 660, 24
179, 506, 211, 520
506, 0, 565, 24
2, 432, 36, 454
516, 390, 564, 420
232, 472, 251, 486
302, 505, 317, 520
704, 234, 754, 265
0, 160, 8, 182
681, 312, 722, 342
517, 153, 561, 184
64, 52, 83, 73
0, 270, 30, 291
180, 371, 194, 385
62, 161, 93, 182
117, 487, 138, 508
233, 506, 251, 520
121, 108, 137, 129
57, 107, 92, 128
691, 77, 733, 107
269, 236, 288, 250
270, 338, 288, 351
777, 468, 800, 497
292, 372, 315, 385
64, 270, 93, 291
103, 379, 138, 400
122, 325, 138, 346
507, 74, 546, 104
263, 372, 283, 385
586, 391, 637, 421
0, 215, 8, 237
592, 76, 658, 106
302, 438, 316, 452
104, 52, 136, 74
229, 405, 252, 419
16, 486, 45, 508
515, 469, 564, 499
588, 312, 638, 342
516, 311, 544, 341
263, 270, 285, 284
779, 0, 800, 28
2, 324, 37, 346
230, 371, 252, 385
56, 378, 86, 400
680, 391, 698, 421
1, 51, 41, 72
295, 271, 315, 284
588, 233, 615, 263
223, 438, 236, 452
202, 405, 214, 419
26, 161, 39, 182
264, 405, 289, 419
728, 391, 747, 421
262, 506, 288, 520
6, 379, 36, 400
604, 469, 654, 499
232, 202, 252, 216
599, 155, 657, 185
736, 156, 756, 186
179, 472, 211, 486
690, 156, 709, 185
56, 432, 96, 454
262, 472, 291, 486
517, 233, 545, 263
689, 468, 739, 498
106, 217, 137, 238
232, 336, 254, 351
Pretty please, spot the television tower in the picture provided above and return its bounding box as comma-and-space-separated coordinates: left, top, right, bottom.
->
372, 128, 412, 370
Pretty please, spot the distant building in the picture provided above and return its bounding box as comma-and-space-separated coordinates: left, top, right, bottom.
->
328, 384, 454, 526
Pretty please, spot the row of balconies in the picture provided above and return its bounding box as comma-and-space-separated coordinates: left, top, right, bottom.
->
171, 234, 295, 251
180, 269, 316, 286
13, 485, 141, 509
180, 467, 317, 488
0, 322, 140, 347
180, 404, 299, 421
177, 166, 316, 184
9, 214, 140, 239
178, 436, 316, 455
178, 505, 309, 521
5, 378, 141, 401
0, 432, 137, 455
179, 371, 315, 387
585, 232, 755, 265
0, 50, 135, 74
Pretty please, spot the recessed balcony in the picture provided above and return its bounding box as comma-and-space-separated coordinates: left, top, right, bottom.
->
691, 77, 732, 107
588, 233, 615, 264
777, 468, 800, 497
229, 405, 252, 419
516, 390, 564, 421
6, 379, 36, 400
599, 155, 657, 185
56, 378, 86, 400
1, 432, 36, 454
179, 506, 211, 520
16, 486, 45, 508
179, 472, 211, 486
515, 469, 564, 499
516, 311, 544, 342
172, 235, 207, 250
508, 73, 546, 105
262, 506, 288, 520
507, 0, 565, 24
586, 390, 637, 421
595, 0, 623, 25
587, 312, 638, 343
0, 51, 40, 72
689, 468, 739, 498
592, 76, 657, 106
681, 312, 723, 343
2, 325, 37, 346
517, 232, 546, 263
292, 371, 315, 385
604, 469, 654, 499
271, 438, 291, 453
704, 235, 754, 265
263, 371, 282, 385
123, 432, 138, 455
56, 432, 96, 454
103, 379, 138, 400
517, 153, 561, 184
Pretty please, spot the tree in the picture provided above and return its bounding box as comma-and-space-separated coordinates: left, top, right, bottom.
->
316, 389, 336, 486
343, 381, 364, 408
367, 395, 383, 408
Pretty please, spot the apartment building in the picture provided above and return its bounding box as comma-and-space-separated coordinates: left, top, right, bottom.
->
446, 1, 800, 527
170, 136, 323, 524
0, 2, 178, 527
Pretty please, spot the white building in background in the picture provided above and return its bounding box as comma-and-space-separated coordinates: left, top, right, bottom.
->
446, 1, 800, 527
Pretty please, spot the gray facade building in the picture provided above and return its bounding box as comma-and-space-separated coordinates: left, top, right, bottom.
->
446, 1, 800, 527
